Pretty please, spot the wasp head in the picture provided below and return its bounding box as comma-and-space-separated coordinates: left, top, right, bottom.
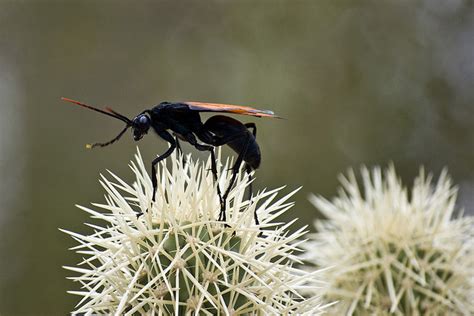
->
132, 114, 151, 141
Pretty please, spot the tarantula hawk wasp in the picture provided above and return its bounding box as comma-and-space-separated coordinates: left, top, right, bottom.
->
62, 97, 278, 224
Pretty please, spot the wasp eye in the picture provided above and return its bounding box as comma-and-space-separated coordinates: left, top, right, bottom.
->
139, 115, 149, 125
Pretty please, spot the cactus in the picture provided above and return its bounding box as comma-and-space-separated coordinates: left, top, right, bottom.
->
304, 166, 473, 315
63, 149, 324, 315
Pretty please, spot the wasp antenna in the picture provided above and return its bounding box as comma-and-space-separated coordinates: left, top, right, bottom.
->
105, 106, 133, 124
85, 125, 130, 149
61, 97, 132, 125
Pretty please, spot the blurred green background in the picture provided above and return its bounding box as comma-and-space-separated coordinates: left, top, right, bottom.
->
0, 0, 473, 314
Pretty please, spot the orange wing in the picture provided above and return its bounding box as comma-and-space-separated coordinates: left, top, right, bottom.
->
185, 102, 278, 118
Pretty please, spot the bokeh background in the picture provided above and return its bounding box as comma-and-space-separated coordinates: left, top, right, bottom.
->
0, 0, 473, 314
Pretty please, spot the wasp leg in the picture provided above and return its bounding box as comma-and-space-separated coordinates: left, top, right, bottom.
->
182, 133, 225, 216
216, 123, 260, 225
173, 134, 188, 166
244, 123, 263, 230
219, 133, 252, 222
215, 123, 259, 210
175, 136, 182, 155
243, 122, 257, 198
201, 132, 251, 222
245, 164, 253, 199
197, 118, 259, 224
151, 131, 177, 202
198, 131, 254, 222
245, 122, 256, 137
137, 135, 176, 218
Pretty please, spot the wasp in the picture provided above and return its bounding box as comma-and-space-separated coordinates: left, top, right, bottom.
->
62, 97, 277, 223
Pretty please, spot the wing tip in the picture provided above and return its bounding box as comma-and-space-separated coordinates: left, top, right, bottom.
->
256, 110, 283, 119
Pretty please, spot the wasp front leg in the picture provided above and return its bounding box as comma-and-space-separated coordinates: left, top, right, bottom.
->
151, 131, 176, 202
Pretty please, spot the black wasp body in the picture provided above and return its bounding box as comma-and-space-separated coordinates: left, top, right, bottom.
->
142, 102, 260, 169
63, 98, 276, 223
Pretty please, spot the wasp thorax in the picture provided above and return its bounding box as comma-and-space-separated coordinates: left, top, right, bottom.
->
132, 114, 150, 141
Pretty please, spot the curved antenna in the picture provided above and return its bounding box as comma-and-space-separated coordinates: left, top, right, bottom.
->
86, 125, 130, 149
61, 97, 133, 125
61, 97, 134, 149
105, 106, 133, 124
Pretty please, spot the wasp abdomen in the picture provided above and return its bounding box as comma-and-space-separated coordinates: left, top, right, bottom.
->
203, 115, 260, 169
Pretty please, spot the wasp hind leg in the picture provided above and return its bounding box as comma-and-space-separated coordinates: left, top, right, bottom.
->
219, 134, 251, 223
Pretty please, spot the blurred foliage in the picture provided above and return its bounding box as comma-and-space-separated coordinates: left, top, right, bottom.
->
0, 0, 472, 314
